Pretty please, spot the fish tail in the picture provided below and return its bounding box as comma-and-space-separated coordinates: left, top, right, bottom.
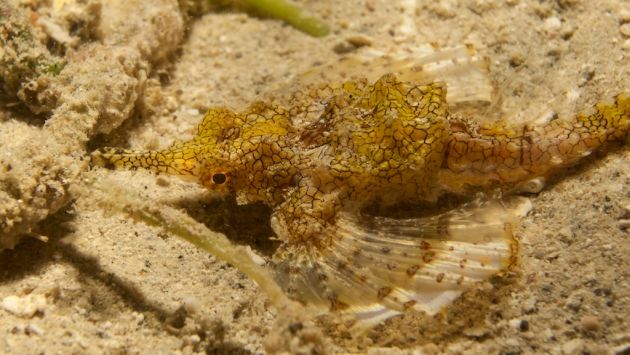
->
439, 93, 630, 194
532, 93, 630, 169
588, 93, 630, 141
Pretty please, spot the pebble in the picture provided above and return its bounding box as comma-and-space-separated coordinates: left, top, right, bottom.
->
544, 17, 562, 35
1, 294, 47, 318
245, 246, 266, 266
580, 315, 600, 331
333, 42, 357, 54
468, 0, 498, 14
620, 23, 630, 38
430, 0, 457, 18
509, 53, 525, 67
522, 298, 537, 314
618, 219, 630, 230
509, 319, 529, 332
623, 39, 630, 51
131, 312, 145, 324
345, 35, 373, 48
25, 323, 44, 336
185, 108, 199, 116
505, 338, 520, 347
189, 334, 201, 345
182, 296, 201, 314
543, 328, 556, 341
464, 326, 490, 338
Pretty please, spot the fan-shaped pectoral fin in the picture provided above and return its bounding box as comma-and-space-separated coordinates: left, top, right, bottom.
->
272, 196, 531, 328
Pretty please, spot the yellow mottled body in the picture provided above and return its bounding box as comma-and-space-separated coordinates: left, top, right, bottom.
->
92, 66, 630, 324
95, 75, 630, 242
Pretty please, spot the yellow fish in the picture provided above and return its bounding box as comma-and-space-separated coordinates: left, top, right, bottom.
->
92, 46, 629, 326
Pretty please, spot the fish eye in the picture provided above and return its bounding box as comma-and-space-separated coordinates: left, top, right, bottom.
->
211, 172, 227, 185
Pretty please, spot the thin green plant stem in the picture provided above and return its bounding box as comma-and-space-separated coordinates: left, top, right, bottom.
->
84, 177, 306, 315
193, 0, 330, 36
242, 0, 329, 37
128, 205, 292, 308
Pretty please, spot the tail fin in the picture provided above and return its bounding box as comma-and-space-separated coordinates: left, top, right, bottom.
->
440, 94, 630, 194
274, 197, 531, 328
585, 93, 630, 142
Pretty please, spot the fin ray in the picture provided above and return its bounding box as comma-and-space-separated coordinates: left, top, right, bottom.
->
274, 197, 530, 327
279, 45, 492, 106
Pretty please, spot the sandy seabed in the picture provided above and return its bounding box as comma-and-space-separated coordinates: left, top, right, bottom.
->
0, 0, 629, 354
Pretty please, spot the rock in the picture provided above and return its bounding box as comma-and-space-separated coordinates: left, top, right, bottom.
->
245, 246, 266, 266
522, 298, 537, 314
25, 323, 44, 336
131, 312, 145, 324
189, 334, 201, 345
618, 219, 630, 230
580, 315, 600, 332
509, 319, 529, 332
543, 328, 556, 341
543, 17, 562, 35
428, 0, 459, 18
182, 296, 201, 314
1, 294, 47, 318
333, 42, 356, 54
346, 35, 373, 48
464, 326, 490, 338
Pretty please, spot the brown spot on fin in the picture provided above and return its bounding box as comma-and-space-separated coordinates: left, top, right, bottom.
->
273, 197, 531, 328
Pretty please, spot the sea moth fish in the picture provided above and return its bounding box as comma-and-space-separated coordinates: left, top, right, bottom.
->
91, 46, 629, 326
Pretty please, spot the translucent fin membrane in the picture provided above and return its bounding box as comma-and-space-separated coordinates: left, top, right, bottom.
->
274, 197, 531, 327
287, 45, 492, 106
